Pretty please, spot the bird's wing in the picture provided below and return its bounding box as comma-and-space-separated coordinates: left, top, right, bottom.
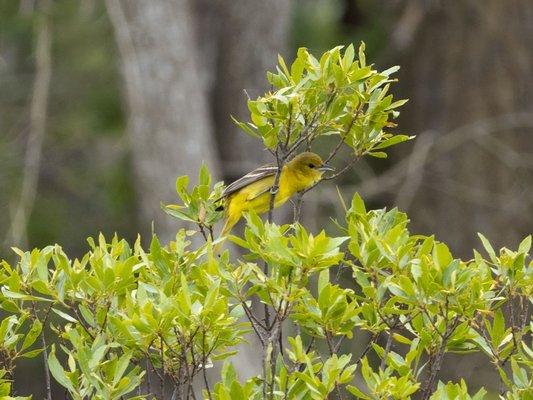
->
221, 164, 278, 199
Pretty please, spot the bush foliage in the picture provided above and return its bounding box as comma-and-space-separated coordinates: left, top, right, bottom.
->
0, 44, 531, 399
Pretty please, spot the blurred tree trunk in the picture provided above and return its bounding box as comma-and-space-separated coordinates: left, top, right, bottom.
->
106, 0, 292, 241
105, 0, 219, 242
207, 0, 292, 178
396, 0, 533, 256
106, 0, 292, 383
6, 0, 51, 249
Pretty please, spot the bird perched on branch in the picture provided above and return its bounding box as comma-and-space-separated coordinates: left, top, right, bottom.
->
217, 152, 334, 238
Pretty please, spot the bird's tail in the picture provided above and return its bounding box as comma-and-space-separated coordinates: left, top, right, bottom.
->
213, 214, 239, 254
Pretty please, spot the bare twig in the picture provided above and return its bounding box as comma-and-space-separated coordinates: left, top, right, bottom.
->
68, 304, 96, 340
355, 333, 379, 366
420, 315, 460, 399
323, 156, 360, 181
146, 358, 152, 398
355, 113, 533, 198
160, 336, 165, 400
201, 332, 213, 400
324, 108, 360, 165
285, 92, 336, 158
380, 330, 393, 370
30, 302, 52, 400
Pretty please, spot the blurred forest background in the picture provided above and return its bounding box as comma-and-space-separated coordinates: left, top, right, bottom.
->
1, 0, 532, 397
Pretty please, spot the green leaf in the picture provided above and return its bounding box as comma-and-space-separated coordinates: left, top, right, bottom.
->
318, 269, 329, 294
20, 348, 44, 358
511, 358, 528, 388
51, 308, 78, 323
368, 151, 388, 158
1, 288, 51, 302
434, 242, 453, 268
351, 193, 366, 214
343, 44, 354, 70
477, 233, 496, 262
162, 204, 197, 223
358, 42, 366, 68
372, 134, 412, 150
21, 319, 42, 351
48, 345, 76, 393
199, 162, 211, 186
518, 235, 531, 254
491, 309, 505, 348
347, 385, 371, 400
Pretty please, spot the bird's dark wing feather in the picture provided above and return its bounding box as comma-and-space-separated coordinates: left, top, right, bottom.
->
221, 164, 278, 199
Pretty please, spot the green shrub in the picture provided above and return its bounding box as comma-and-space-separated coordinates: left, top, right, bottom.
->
1, 44, 531, 400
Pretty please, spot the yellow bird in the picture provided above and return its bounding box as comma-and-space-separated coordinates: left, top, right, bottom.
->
218, 152, 334, 238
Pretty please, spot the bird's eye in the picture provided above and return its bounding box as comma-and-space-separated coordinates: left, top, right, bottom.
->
308, 163, 315, 169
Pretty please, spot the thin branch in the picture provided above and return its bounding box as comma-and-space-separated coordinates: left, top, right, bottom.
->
68, 304, 96, 340
160, 335, 165, 400
198, 224, 209, 242
145, 349, 165, 385
420, 315, 460, 400
325, 332, 334, 355
291, 192, 305, 223
355, 333, 379, 366
352, 113, 533, 200
283, 103, 293, 151
324, 108, 360, 165
146, 358, 152, 398
323, 156, 360, 181
380, 330, 393, 370
202, 332, 213, 400
285, 92, 336, 158
241, 299, 268, 332
326, 332, 345, 400
30, 302, 52, 400
264, 150, 284, 328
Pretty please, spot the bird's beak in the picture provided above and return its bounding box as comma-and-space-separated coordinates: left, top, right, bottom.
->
318, 163, 335, 172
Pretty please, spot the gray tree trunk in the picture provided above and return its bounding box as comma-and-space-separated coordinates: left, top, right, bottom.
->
397, 0, 533, 256
107, 0, 292, 242
106, 0, 292, 385
105, 0, 220, 242
210, 0, 292, 177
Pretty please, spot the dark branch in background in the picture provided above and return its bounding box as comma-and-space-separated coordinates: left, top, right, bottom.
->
324, 105, 361, 165
309, 113, 533, 224
146, 358, 152, 398
201, 331, 213, 400
159, 336, 165, 400
380, 330, 393, 371
420, 308, 460, 400
325, 332, 345, 400
323, 156, 360, 181
6, 0, 52, 249
30, 302, 52, 400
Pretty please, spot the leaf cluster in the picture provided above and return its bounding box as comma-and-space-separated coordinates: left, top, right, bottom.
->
0, 44, 531, 400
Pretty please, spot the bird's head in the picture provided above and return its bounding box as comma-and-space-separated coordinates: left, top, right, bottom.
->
287, 152, 334, 188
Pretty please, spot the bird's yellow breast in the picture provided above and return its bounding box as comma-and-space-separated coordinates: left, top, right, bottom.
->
227, 173, 290, 216
218, 156, 325, 240
226, 166, 318, 217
